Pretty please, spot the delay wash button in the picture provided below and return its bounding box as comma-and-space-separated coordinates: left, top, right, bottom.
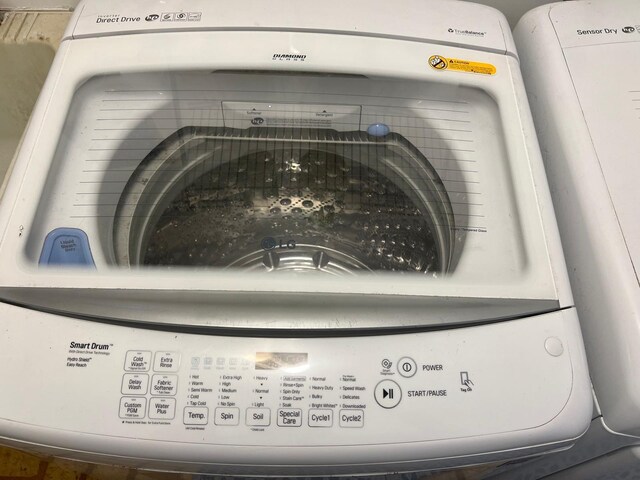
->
183, 407, 208, 425
277, 408, 302, 427
121, 373, 149, 395
215, 407, 240, 426
124, 351, 152, 372
151, 374, 178, 396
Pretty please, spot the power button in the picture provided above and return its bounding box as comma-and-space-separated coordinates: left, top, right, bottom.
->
397, 357, 417, 378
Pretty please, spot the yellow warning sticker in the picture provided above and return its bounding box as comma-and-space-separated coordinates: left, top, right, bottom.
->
428, 55, 496, 75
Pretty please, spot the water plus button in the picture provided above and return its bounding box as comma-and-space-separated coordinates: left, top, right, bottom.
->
277, 408, 302, 427
121, 374, 149, 395
339, 409, 364, 428
154, 352, 180, 372
308, 409, 333, 427
397, 357, 417, 378
151, 374, 177, 396
215, 407, 240, 426
148, 398, 176, 420
374, 379, 402, 408
183, 407, 208, 425
246, 408, 271, 426
119, 397, 146, 419
124, 351, 151, 372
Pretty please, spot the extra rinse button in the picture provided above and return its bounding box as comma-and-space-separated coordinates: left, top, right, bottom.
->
374, 380, 402, 409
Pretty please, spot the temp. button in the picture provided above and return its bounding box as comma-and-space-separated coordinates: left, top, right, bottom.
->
374, 379, 402, 409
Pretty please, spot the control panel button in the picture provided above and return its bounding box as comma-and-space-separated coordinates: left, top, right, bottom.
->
215, 407, 240, 426
151, 374, 177, 396
339, 409, 364, 428
246, 408, 271, 427
397, 357, 417, 378
121, 373, 149, 395
148, 398, 176, 420
308, 409, 333, 428
183, 407, 208, 425
277, 408, 302, 427
374, 379, 402, 409
154, 352, 180, 372
119, 397, 146, 419
124, 351, 151, 372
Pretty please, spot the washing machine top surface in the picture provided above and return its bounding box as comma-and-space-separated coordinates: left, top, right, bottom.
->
0, 0, 568, 329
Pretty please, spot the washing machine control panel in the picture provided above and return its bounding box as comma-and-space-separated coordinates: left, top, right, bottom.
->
0, 304, 581, 450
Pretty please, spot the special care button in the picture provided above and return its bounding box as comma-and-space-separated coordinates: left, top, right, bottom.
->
215, 407, 240, 426
308, 409, 333, 427
151, 374, 177, 396
374, 379, 402, 409
277, 408, 302, 427
121, 373, 149, 395
339, 409, 364, 428
119, 397, 146, 419
148, 398, 176, 420
154, 352, 180, 372
246, 408, 271, 427
183, 407, 208, 425
124, 351, 151, 372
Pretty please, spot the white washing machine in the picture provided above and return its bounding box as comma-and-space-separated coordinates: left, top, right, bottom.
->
0, 0, 591, 476
492, 1, 640, 478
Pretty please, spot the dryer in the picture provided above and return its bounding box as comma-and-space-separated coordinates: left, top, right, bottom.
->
497, 1, 640, 478
0, 0, 591, 476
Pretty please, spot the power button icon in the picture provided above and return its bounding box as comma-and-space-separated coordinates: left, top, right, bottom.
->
397, 357, 417, 378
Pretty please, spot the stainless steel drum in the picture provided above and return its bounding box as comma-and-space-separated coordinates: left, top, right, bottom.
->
113, 127, 455, 275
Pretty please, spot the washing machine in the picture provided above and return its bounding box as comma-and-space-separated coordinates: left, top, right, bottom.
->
0, 0, 591, 476
490, 1, 640, 478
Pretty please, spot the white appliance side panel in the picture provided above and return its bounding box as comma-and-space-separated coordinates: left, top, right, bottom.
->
0, 304, 591, 474
515, 2, 640, 438
66, 0, 514, 56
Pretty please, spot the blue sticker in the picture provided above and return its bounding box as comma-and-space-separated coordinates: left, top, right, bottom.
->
367, 123, 391, 137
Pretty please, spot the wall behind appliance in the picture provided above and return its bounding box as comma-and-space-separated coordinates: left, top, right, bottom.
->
0, 0, 558, 28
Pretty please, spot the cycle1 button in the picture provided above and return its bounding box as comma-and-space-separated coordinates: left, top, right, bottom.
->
397, 357, 417, 377
374, 379, 402, 408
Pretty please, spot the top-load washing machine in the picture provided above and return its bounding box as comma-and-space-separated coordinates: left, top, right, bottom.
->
492, 1, 640, 478
0, 0, 591, 476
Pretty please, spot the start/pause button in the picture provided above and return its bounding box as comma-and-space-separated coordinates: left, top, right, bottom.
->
374, 379, 402, 409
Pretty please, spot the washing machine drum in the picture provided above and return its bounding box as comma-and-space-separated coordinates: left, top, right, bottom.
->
113, 127, 454, 275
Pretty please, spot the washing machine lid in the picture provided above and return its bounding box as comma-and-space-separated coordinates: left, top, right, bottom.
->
66, 0, 516, 57
0, 4, 567, 330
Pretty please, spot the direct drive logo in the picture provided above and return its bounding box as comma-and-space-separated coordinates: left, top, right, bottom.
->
272, 53, 307, 62
448, 27, 486, 37
96, 14, 141, 24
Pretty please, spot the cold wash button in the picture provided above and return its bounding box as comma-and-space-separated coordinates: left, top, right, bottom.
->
149, 398, 176, 420
121, 374, 149, 395
124, 351, 151, 372
246, 408, 271, 426
151, 375, 177, 396
308, 409, 333, 427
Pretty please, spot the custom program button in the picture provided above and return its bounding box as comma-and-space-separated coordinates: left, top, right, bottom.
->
374, 379, 402, 408
339, 409, 364, 428
151, 374, 177, 396
148, 398, 176, 420
397, 357, 417, 378
308, 409, 333, 428
119, 397, 146, 419
121, 373, 149, 395
246, 408, 271, 426
124, 351, 151, 372
277, 408, 302, 427
183, 407, 208, 425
